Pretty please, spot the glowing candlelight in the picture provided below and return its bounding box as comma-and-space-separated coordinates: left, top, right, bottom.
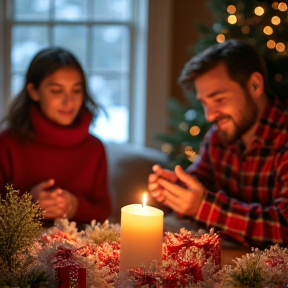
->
119, 193, 164, 274
142, 192, 147, 206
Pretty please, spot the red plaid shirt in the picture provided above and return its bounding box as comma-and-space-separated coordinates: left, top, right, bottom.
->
187, 98, 288, 248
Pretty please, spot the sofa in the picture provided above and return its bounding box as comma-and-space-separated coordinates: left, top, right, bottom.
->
105, 142, 169, 224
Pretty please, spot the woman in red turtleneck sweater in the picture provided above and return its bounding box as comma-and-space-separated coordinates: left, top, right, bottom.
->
0, 47, 111, 224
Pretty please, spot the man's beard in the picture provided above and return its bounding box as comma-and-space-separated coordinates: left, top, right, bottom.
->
217, 90, 258, 144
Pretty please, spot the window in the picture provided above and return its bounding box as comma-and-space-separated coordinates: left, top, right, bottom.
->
5, 0, 148, 144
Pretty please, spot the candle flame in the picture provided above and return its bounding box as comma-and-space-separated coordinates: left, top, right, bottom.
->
142, 193, 147, 207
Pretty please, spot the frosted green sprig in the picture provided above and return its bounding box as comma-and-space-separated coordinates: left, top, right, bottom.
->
0, 183, 43, 267
85, 220, 120, 244
217, 245, 288, 288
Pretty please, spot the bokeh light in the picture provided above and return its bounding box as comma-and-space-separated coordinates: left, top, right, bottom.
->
267, 40, 276, 49
272, 1, 279, 9
227, 5, 236, 14
263, 26, 273, 35
276, 42, 285, 52
161, 143, 172, 154
185, 109, 197, 121
190, 126, 201, 136
228, 15, 237, 24
275, 73, 283, 81
216, 34, 225, 43
278, 2, 288, 11
184, 146, 197, 162
254, 6, 265, 16
271, 16, 281, 25
179, 122, 189, 131
241, 26, 250, 34
213, 23, 222, 33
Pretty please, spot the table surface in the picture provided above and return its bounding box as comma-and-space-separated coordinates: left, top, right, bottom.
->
221, 244, 251, 266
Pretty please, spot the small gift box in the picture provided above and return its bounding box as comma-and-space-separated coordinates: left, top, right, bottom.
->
55, 267, 86, 288
53, 248, 87, 288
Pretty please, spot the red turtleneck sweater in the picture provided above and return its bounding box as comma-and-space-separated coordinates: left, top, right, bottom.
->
0, 105, 111, 223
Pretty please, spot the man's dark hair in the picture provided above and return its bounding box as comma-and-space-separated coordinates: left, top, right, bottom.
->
178, 39, 272, 97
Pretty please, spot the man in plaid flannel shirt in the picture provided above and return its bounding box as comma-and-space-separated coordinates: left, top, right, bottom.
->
148, 39, 288, 248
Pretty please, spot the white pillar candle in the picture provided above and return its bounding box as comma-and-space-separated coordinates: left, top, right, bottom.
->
119, 195, 164, 274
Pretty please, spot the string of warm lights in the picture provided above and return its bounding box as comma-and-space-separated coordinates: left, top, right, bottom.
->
216, 1, 288, 53
161, 118, 202, 160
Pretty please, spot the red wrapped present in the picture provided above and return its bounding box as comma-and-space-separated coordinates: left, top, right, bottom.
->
53, 248, 86, 288
127, 228, 221, 287
55, 267, 86, 288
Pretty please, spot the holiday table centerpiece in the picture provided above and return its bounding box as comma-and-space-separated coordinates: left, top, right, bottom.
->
1, 184, 288, 288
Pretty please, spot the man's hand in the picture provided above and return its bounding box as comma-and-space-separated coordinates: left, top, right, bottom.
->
30, 179, 78, 219
148, 164, 178, 203
150, 165, 206, 217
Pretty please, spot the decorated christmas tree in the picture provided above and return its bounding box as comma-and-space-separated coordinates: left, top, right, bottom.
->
158, 0, 288, 169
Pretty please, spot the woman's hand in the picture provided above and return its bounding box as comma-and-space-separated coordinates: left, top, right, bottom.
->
30, 179, 78, 219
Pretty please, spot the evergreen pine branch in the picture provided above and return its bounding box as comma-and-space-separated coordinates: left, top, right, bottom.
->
0, 183, 44, 286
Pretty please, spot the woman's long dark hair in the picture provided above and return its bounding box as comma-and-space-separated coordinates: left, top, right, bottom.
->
2, 47, 100, 141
